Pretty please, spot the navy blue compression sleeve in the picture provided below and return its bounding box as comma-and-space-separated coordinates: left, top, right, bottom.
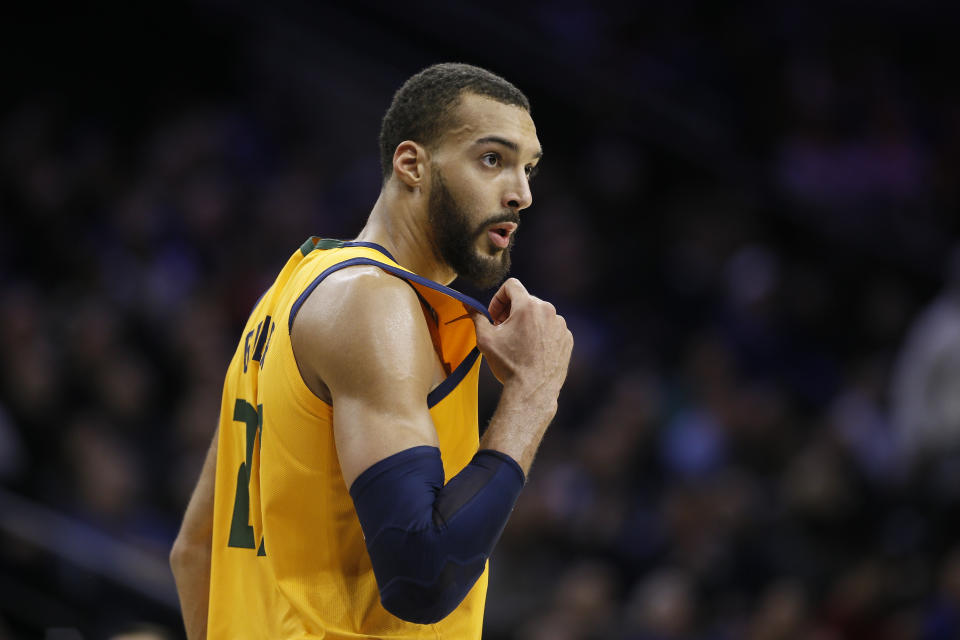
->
348, 445, 525, 624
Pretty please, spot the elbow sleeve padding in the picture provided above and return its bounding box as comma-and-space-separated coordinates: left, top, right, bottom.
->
348, 445, 525, 624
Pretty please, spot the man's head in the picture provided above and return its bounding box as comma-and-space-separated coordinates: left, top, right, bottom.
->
380, 63, 542, 288
379, 63, 530, 182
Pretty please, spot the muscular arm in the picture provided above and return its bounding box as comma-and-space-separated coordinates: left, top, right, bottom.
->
293, 266, 441, 486
292, 270, 572, 623
170, 430, 217, 640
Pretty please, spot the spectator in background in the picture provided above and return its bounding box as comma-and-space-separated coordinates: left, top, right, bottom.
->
890, 245, 960, 462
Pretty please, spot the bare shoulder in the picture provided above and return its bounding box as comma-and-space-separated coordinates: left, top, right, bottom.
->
294, 265, 422, 339
291, 265, 434, 400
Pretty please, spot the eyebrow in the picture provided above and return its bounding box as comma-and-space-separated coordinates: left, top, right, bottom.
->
474, 136, 544, 160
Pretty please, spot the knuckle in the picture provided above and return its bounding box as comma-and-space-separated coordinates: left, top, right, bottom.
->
531, 297, 552, 313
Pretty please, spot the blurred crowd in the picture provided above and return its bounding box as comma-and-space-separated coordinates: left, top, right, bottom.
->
2, 1, 960, 639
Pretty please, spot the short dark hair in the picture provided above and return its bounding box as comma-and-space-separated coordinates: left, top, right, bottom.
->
379, 63, 531, 182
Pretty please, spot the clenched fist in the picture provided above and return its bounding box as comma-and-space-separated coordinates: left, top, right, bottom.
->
471, 278, 573, 404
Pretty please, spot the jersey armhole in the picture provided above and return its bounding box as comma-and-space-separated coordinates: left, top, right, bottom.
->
288, 258, 484, 409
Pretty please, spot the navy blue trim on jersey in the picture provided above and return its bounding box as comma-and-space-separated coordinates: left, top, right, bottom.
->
289, 257, 490, 330
427, 347, 481, 409
288, 256, 489, 408
341, 241, 397, 262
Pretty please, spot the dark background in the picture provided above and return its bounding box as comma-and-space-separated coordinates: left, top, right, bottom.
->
3, 1, 960, 638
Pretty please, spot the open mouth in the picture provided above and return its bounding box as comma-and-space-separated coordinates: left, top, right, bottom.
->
486, 222, 518, 249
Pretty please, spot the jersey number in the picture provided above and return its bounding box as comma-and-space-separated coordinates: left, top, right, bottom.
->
229, 398, 266, 555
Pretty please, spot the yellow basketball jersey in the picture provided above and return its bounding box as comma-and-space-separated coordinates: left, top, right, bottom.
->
208, 238, 488, 639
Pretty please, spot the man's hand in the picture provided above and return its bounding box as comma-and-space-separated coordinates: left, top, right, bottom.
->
472, 278, 573, 395
471, 279, 573, 474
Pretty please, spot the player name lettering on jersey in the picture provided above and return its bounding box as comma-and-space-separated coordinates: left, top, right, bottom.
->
243, 315, 275, 373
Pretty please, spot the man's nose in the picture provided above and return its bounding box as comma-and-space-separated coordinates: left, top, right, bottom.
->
503, 170, 533, 212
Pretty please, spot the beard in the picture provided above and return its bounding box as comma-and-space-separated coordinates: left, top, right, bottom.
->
428, 169, 519, 290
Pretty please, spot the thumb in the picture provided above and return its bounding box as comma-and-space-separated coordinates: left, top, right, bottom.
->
470, 310, 494, 340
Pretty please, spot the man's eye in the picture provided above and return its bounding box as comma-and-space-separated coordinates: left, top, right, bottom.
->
481, 153, 500, 167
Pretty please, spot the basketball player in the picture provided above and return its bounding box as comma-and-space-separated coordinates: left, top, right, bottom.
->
170, 63, 573, 639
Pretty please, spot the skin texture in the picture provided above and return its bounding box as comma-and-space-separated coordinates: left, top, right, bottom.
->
170, 431, 217, 640
170, 92, 572, 636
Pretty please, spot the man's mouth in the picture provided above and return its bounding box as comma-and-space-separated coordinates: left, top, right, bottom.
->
486, 222, 518, 249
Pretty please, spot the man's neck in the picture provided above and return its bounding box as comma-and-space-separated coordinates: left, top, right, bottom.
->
354, 186, 457, 286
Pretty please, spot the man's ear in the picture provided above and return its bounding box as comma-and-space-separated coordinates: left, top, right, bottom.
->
392, 141, 428, 188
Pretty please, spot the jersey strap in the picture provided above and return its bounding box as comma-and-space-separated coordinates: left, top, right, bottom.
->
290, 238, 491, 408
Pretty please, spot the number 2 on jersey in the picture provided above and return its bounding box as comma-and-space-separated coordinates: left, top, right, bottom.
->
229, 398, 265, 555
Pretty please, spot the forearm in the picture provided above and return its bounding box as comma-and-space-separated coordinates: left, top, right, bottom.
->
480, 382, 557, 476
350, 445, 524, 623
171, 431, 217, 640
471, 279, 572, 475
171, 539, 211, 640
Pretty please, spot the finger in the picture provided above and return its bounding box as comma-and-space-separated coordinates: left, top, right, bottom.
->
487, 295, 510, 326
488, 278, 527, 324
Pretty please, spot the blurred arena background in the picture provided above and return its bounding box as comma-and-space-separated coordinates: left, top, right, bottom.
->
3, 1, 960, 638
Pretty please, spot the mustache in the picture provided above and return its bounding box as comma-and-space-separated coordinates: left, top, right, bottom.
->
474, 211, 521, 236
